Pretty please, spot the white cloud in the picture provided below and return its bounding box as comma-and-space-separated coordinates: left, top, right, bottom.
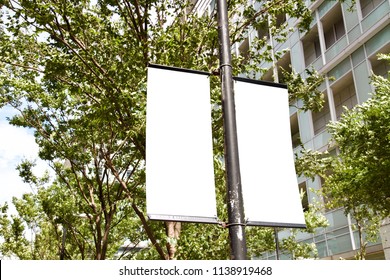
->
0, 111, 50, 213
0, 122, 39, 166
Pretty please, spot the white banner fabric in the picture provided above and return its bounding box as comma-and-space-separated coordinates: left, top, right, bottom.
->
234, 79, 306, 227
146, 66, 217, 223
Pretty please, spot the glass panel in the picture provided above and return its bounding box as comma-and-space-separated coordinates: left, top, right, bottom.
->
353, 230, 361, 249
328, 58, 351, 80
326, 209, 349, 230
326, 226, 350, 238
361, 1, 389, 31
312, 95, 331, 135
314, 234, 326, 242
342, 0, 359, 31
280, 253, 292, 260
315, 241, 328, 258
291, 44, 305, 73
365, 24, 390, 57
352, 46, 365, 67
296, 230, 312, 241
334, 81, 358, 119
302, 139, 314, 152
325, 35, 348, 62
313, 130, 331, 150
348, 25, 362, 45
297, 111, 313, 143
312, 55, 324, 71
278, 229, 291, 239
353, 230, 382, 249
318, 0, 338, 18
315, 226, 326, 235
327, 234, 353, 255
361, 0, 388, 18
354, 62, 372, 103
267, 255, 277, 260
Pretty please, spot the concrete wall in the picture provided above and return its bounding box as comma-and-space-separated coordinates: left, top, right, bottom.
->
380, 217, 390, 260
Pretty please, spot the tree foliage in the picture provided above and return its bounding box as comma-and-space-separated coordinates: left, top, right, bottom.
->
1, 0, 327, 259
326, 57, 390, 216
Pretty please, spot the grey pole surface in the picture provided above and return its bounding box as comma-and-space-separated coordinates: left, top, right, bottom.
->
216, 0, 247, 260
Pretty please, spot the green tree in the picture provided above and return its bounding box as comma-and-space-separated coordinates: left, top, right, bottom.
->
326, 55, 390, 217
1, 0, 329, 259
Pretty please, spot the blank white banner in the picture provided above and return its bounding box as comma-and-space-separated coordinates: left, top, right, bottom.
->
146, 65, 217, 223
234, 78, 306, 228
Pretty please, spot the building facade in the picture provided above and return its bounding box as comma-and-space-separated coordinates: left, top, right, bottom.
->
193, 0, 390, 259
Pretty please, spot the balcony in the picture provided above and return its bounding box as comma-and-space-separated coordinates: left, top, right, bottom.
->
361, 0, 390, 32
325, 35, 348, 63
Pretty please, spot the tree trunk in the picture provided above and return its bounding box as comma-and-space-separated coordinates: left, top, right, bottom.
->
165, 221, 181, 260
357, 221, 366, 260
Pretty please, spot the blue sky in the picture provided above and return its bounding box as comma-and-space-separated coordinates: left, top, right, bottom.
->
0, 106, 49, 214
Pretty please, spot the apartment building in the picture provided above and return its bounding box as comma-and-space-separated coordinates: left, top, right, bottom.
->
193, 0, 390, 259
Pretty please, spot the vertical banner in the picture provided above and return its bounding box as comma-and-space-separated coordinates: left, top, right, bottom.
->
146, 65, 218, 223
234, 78, 306, 228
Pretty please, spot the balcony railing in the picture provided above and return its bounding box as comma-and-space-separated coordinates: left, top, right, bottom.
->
325, 35, 348, 62
347, 24, 362, 45
361, 0, 390, 32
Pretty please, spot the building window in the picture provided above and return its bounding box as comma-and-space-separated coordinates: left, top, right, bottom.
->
290, 113, 301, 148
238, 37, 250, 62
257, 27, 270, 41
324, 19, 345, 49
257, 14, 286, 41
274, 13, 286, 29
360, 0, 384, 18
302, 28, 321, 67
312, 93, 331, 135
257, 21, 270, 41
321, 4, 346, 49
332, 73, 358, 119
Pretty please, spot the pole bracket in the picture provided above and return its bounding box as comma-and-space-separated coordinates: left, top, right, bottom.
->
219, 221, 247, 229
219, 63, 233, 69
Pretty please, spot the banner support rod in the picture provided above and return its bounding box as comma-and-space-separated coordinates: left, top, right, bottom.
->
216, 0, 247, 260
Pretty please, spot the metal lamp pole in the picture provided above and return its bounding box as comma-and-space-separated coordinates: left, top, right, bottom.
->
216, 0, 247, 260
